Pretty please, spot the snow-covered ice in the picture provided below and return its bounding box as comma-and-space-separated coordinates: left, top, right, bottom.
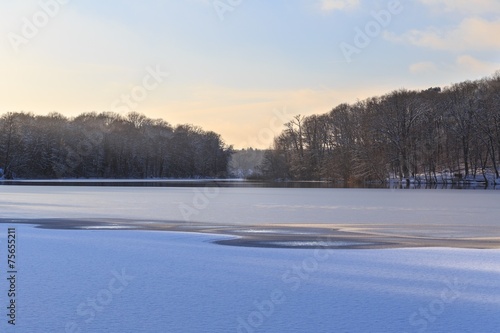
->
1, 225, 498, 332
0, 186, 499, 332
1, 186, 499, 227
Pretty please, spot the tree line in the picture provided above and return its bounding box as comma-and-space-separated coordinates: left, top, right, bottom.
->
0, 112, 233, 179
260, 72, 500, 184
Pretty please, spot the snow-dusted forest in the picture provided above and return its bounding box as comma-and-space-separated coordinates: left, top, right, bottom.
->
0, 112, 233, 179
260, 73, 500, 185
2, 73, 499, 184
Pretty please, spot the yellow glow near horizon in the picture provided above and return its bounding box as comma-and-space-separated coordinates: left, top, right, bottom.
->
1, 1, 498, 149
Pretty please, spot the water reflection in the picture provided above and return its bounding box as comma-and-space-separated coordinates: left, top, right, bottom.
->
387, 182, 497, 190
0, 179, 497, 190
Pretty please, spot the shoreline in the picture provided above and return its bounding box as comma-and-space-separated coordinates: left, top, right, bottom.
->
2, 218, 500, 250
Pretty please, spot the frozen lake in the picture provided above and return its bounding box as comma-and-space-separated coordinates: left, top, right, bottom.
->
0, 186, 499, 332
0, 225, 499, 332
1, 185, 500, 226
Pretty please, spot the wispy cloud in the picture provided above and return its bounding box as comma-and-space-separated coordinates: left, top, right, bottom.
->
319, 0, 360, 12
455, 55, 500, 74
418, 0, 500, 15
409, 56, 499, 79
385, 17, 500, 51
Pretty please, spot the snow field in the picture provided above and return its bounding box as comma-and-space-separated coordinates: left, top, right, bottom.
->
1, 225, 498, 332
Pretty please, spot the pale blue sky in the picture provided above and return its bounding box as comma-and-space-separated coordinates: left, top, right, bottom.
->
1, 0, 499, 148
